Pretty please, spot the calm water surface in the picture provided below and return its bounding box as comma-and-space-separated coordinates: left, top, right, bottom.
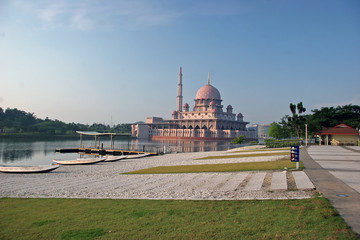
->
0, 138, 233, 166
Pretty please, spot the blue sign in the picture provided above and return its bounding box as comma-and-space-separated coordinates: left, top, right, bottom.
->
290, 145, 299, 162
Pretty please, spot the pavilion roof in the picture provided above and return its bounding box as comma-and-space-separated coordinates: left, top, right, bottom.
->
76, 131, 131, 136
315, 124, 359, 136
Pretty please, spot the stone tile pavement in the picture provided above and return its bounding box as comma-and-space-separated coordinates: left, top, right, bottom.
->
303, 145, 360, 235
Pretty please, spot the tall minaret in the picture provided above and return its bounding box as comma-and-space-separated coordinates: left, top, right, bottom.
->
177, 67, 183, 112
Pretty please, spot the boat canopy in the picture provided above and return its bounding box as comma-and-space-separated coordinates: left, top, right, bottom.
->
76, 131, 131, 136
76, 131, 131, 149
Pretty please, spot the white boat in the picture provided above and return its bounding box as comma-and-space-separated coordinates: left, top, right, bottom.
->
0, 165, 59, 173
126, 153, 151, 159
53, 158, 105, 165
104, 155, 127, 162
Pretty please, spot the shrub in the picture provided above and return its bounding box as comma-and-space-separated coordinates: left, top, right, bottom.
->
264, 139, 300, 148
231, 135, 246, 144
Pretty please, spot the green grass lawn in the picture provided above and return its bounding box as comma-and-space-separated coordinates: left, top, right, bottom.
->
230, 147, 290, 153
125, 159, 303, 174
0, 197, 357, 240
197, 151, 289, 160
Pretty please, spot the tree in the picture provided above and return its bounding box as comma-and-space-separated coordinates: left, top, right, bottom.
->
0, 107, 132, 135
231, 135, 246, 144
306, 104, 360, 136
287, 102, 306, 139
268, 122, 290, 139
0, 107, 4, 128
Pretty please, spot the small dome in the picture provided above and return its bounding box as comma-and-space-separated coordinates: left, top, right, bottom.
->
209, 101, 215, 105
195, 84, 221, 100
172, 110, 178, 115
227, 104, 233, 109
183, 103, 189, 107
237, 113, 243, 117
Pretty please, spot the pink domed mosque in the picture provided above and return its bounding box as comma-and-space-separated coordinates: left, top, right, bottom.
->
131, 67, 255, 140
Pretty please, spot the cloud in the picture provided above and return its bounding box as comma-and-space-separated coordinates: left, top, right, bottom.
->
70, 9, 92, 30
37, 2, 65, 23
13, 0, 244, 31
95, 1, 181, 28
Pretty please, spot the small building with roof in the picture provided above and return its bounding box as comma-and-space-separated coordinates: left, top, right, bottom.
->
131, 68, 255, 140
315, 123, 359, 146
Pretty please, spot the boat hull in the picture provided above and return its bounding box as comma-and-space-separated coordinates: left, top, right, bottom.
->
53, 158, 105, 165
104, 156, 127, 162
126, 153, 151, 159
0, 165, 59, 173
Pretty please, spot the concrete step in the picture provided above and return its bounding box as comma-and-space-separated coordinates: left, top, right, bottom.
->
244, 172, 266, 191
270, 172, 287, 190
293, 171, 315, 189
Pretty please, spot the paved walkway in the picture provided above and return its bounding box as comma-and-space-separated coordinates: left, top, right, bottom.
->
302, 145, 360, 235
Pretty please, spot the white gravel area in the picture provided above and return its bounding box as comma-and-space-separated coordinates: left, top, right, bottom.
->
0, 150, 315, 200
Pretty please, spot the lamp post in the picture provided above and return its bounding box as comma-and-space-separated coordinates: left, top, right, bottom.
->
305, 124, 308, 146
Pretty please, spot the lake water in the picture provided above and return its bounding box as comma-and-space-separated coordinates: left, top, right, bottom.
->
0, 138, 233, 166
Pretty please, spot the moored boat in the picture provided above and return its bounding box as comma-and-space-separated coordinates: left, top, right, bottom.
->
126, 153, 151, 159
53, 158, 105, 165
0, 165, 59, 173
104, 155, 127, 162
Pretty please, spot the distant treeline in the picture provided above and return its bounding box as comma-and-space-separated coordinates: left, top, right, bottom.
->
0, 107, 131, 137
268, 104, 360, 139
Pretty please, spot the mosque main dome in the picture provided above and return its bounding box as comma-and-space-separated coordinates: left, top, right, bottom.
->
195, 84, 221, 100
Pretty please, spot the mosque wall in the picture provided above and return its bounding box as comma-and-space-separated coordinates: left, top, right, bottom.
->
149, 129, 256, 140
131, 124, 149, 139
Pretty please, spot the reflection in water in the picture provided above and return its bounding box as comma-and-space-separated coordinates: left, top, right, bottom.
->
0, 138, 236, 166
2, 149, 33, 163
77, 138, 233, 154
0, 139, 80, 166
0, 141, 35, 163
147, 140, 232, 153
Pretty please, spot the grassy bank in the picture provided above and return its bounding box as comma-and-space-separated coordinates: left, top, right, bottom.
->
230, 147, 290, 153
0, 197, 356, 240
125, 159, 302, 174
197, 151, 289, 160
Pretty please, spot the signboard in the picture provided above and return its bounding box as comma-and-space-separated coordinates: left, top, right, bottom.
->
290, 145, 299, 162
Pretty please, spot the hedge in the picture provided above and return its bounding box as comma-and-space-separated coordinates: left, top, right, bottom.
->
264, 139, 301, 148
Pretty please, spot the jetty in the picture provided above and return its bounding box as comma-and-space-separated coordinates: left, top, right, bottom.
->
56, 147, 157, 156
56, 131, 157, 156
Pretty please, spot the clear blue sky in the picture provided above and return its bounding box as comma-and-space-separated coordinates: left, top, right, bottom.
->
0, 0, 359, 125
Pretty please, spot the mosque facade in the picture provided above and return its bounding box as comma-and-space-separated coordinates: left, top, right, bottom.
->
131, 67, 255, 140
